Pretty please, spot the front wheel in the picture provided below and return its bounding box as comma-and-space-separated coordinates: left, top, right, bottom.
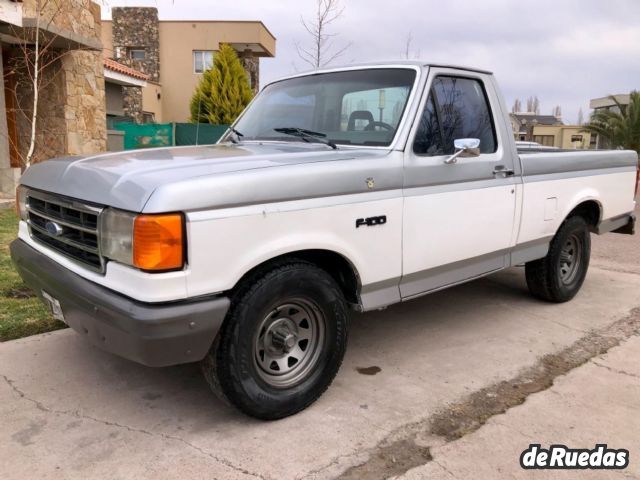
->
525, 215, 591, 302
202, 261, 349, 420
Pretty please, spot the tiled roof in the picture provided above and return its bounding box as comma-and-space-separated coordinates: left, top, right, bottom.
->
103, 58, 149, 81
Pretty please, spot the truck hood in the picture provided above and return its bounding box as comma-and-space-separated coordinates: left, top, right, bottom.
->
20, 143, 393, 212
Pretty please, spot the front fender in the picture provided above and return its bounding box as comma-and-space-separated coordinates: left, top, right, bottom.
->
184, 197, 404, 299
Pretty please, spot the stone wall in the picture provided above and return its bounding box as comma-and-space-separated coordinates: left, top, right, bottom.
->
111, 7, 159, 122
11, 48, 106, 163
62, 50, 106, 155
111, 7, 160, 81
22, 0, 101, 44
122, 86, 143, 123
6, 0, 106, 166
240, 52, 260, 95
11, 49, 68, 163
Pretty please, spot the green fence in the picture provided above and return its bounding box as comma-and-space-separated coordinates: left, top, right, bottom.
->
175, 123, 229, 146
114, 123, 173, 150
113, 123, 229, 150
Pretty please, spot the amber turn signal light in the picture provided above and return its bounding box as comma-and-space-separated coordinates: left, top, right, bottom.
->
133, 213, 184, 271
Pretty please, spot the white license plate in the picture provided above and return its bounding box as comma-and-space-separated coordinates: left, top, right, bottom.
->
42, 290, 66, 324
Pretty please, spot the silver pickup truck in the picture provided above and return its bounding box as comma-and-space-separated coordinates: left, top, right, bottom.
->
11, 62, 638, 419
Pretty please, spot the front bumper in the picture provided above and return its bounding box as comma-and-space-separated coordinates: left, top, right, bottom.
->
10, 239, 230, 367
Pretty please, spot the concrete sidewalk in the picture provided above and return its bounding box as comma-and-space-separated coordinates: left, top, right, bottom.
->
1, 264, 639, 480
2, 204, 640, 479
399, 334, 640, 480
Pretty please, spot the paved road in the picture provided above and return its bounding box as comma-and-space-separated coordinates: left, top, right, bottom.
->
399, 334, 640, 480
1, 203, 638, 479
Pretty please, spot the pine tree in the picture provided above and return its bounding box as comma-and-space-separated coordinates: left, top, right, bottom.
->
190, 44, 254, 125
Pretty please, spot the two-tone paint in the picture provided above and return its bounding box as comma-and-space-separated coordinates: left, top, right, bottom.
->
17, 62, 638, 311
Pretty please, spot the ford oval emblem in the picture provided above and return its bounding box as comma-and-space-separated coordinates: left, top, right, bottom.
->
45, 221, 64, 237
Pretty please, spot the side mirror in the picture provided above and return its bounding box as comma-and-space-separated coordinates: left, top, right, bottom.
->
444, 138, 481, 164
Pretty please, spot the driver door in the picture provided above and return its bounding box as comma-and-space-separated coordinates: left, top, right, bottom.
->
400, 70, 518, 298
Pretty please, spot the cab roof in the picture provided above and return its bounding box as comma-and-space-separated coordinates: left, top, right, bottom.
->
275, 61, 493, 83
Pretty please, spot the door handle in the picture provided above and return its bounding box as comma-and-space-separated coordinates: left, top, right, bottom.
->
493, 165, 515, 177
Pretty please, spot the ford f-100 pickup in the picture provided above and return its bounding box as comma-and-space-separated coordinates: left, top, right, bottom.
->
11, 62, 638, 419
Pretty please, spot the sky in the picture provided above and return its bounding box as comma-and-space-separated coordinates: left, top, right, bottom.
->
101, 0, 640, 124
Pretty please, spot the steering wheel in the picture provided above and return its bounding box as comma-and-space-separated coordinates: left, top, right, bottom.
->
365, 121, 394, 132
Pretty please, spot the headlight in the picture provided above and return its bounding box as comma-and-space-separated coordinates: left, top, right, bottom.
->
100, 208, 136, 265
100, 209, 185, 271
16, 185, 27, 221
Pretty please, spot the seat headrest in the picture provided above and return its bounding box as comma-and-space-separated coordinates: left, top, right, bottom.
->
348, 110, 374, 130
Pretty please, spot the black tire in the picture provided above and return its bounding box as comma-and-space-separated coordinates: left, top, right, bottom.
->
202, 261, 349, 420
525, 215, 591, 302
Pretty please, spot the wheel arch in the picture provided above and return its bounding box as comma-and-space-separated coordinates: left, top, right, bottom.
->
565, 198, 603, 232
229, 249, 362, 307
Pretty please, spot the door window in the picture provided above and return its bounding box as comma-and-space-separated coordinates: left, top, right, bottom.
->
413, 94, 443, 155
414, 76, 497, 155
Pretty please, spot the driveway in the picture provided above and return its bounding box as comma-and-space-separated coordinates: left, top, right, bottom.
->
1, 209, 639, 479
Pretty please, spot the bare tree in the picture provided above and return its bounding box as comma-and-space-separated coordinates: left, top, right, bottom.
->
552, 105, 562, 118
25, 0, 45, 165
577, 107, 584, 125
295, 0, 351, 69
3, 0, 79, 169
402, 32, 421, 59
526, 96, 540, 115
512, 98, 522, 113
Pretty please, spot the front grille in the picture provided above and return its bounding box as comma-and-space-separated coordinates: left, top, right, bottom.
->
26, 190, 105, 272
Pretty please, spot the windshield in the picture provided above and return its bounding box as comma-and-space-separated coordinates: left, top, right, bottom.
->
231, 68, 417, 147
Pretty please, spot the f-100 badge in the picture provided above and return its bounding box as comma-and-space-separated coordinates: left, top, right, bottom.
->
356, 216, 387, 228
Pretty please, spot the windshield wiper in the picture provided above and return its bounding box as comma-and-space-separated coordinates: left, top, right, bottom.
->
274, 127, 337, 150
228, 127, 244, 144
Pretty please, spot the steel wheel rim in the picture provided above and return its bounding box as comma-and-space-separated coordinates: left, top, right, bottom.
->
253, 298, 325, 388
559, 234, 582, 284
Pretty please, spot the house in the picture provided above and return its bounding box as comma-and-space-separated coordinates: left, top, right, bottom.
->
509, 112, 591, 149
101, 7, 276, 124
509, 113, 563, 142
527, 124, 593, 150
588, 94, 632, 149
0, 0, 105, 195
589, 94, 630, 114
103, 57, 148, 150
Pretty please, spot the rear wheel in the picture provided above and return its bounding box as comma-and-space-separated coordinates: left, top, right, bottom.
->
202, 261, 348, 420
525, 215, 591, 302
